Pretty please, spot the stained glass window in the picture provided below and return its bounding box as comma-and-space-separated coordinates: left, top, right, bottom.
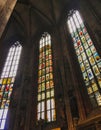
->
67, 10, 101, 108
37, 33, 56, 122
0, 41, 22, 129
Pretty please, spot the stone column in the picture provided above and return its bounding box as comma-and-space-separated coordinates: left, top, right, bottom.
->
0, 0, 17, 37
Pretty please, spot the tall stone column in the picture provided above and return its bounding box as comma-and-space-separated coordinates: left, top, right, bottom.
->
0, 0, 7, 11
0, 0, 17, 37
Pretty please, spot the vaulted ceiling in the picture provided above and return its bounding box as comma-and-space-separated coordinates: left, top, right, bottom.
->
17, 0, 70, 25
2, 0, 77, 45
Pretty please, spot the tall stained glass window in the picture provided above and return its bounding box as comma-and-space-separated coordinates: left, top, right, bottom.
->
67, 10, 101, 108
0, 41, 22, 129
37, 33, 56, 122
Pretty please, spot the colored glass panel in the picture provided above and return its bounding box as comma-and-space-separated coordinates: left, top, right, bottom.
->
0, 41, 22, 129
67, 10, 101, 107
37, 33, 56, 122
